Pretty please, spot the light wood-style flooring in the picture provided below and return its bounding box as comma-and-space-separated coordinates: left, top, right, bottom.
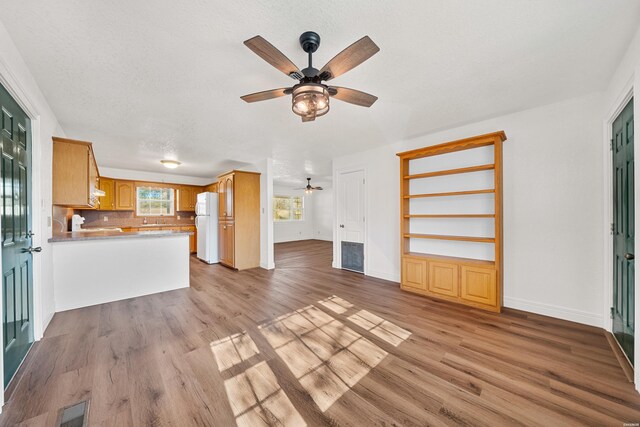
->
2, 239, 639, 426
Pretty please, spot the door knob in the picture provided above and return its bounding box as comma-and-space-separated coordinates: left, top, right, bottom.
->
21, 247, 42, 254
339, 224, 345, 228
625, 253, 635, 260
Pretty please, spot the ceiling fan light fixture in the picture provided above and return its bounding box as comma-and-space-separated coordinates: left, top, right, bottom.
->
291, 83, 330, 120
160, 159, 181, 169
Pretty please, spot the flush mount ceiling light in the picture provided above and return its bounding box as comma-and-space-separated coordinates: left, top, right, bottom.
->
241, 31, 379, 122
160, 159, 181, 169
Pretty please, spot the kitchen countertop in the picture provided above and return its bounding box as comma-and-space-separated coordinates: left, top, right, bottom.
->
83, 224, 195, 229
48, 229, 193, 243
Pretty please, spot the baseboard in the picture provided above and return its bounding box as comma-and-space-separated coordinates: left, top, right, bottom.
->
366, 268, 400, 283
260, 261, 275, 270
504, 296, 603, 327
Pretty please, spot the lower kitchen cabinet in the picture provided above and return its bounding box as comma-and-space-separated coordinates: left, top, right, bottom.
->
180, 226, 197, 253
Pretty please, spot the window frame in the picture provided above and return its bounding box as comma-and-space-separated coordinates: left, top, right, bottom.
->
273, 195, 305, 222
135, 186, 176, 217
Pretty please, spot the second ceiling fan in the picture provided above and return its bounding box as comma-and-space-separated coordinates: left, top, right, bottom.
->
241, 31, 379, 122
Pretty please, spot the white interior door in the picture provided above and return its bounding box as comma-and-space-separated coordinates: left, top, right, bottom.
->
337, 169, 365, 269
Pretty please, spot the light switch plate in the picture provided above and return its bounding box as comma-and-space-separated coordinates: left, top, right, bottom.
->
103, 216, 108, 222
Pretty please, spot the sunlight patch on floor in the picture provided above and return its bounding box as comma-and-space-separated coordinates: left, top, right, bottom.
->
347, 310, 412, 347
259, 305, 387, 412
317, 295, 354, 314
210, 331, 260, 372
224, 361, 306, 427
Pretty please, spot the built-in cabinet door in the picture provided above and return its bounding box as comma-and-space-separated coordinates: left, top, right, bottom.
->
98, 177, 115, 210
219, 222, 234, 267
460, 266, 497, 306
218, 175, 234, 220
219, 222, 227, 264
402, 258, 427, 290
428, 261, 459, 297
115, 181, 135, 211
218, 180, 226, 219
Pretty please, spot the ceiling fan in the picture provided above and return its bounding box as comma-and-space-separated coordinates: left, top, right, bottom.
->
241, 31, 379, 122
296, 178, 323, 194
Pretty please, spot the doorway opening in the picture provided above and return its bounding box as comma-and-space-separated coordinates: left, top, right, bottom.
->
272, 179, 334, 269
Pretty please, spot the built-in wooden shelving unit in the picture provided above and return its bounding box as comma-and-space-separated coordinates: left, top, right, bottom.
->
397, 131, 507, 312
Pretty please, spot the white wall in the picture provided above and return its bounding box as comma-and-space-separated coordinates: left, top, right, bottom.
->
272, 186, 334, 243
334, 92, 605, 327
0, 21, 64, 337
0, 19, 65, 400
313, 187, 333, 241
273, 187, 315, 243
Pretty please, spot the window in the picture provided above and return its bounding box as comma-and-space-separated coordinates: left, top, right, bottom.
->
273, 196, 304, 221
136, 186, 175, 216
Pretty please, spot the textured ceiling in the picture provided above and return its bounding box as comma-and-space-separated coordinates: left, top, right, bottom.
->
1, 0, 638, 188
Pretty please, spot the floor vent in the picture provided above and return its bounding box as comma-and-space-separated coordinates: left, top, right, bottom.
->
57, 400, 89, 427
341, 241, 364, 273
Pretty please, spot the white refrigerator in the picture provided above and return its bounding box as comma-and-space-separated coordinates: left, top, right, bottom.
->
195, 192, 219, 264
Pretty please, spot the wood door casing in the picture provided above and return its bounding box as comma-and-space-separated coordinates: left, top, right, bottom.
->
460, 266, 497, 306
428, 261, 459, 297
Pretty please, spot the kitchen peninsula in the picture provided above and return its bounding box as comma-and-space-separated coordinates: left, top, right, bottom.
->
50, 136, 218, 312
49, 228, 192, 311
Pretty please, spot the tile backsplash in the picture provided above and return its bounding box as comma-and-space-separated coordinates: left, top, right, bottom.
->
79, 209, 197, 228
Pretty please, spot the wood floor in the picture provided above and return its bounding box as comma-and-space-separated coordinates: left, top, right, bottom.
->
2, 239, 639, 426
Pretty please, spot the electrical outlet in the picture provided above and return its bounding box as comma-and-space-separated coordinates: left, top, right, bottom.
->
190, 216, 194, 220
103, 216, 108, 222
177, 215, 181, 220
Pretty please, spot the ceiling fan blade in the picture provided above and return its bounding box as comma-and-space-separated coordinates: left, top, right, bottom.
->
329, 86, 378, 107
313, 187, 323, 190
319, 36, 379, 81
302, 115, 315, 122
241, 88, 291, 103
244, 36, 303, 80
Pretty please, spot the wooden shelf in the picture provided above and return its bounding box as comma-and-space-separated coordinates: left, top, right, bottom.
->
404, 164, 494, 180
397, 131, 506, 313
404, 214, 494, 219
403, 233, 495, 243
404, 189, 494, 199
404, 252, 495, 267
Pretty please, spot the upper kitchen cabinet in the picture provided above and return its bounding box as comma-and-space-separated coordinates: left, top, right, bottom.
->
98, 177, 115, 210
177, 185, 199, 211
52, 137, 100, 208
203, 182, 218, 193
218, 173, 234, 220
114, 180, 135, 210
